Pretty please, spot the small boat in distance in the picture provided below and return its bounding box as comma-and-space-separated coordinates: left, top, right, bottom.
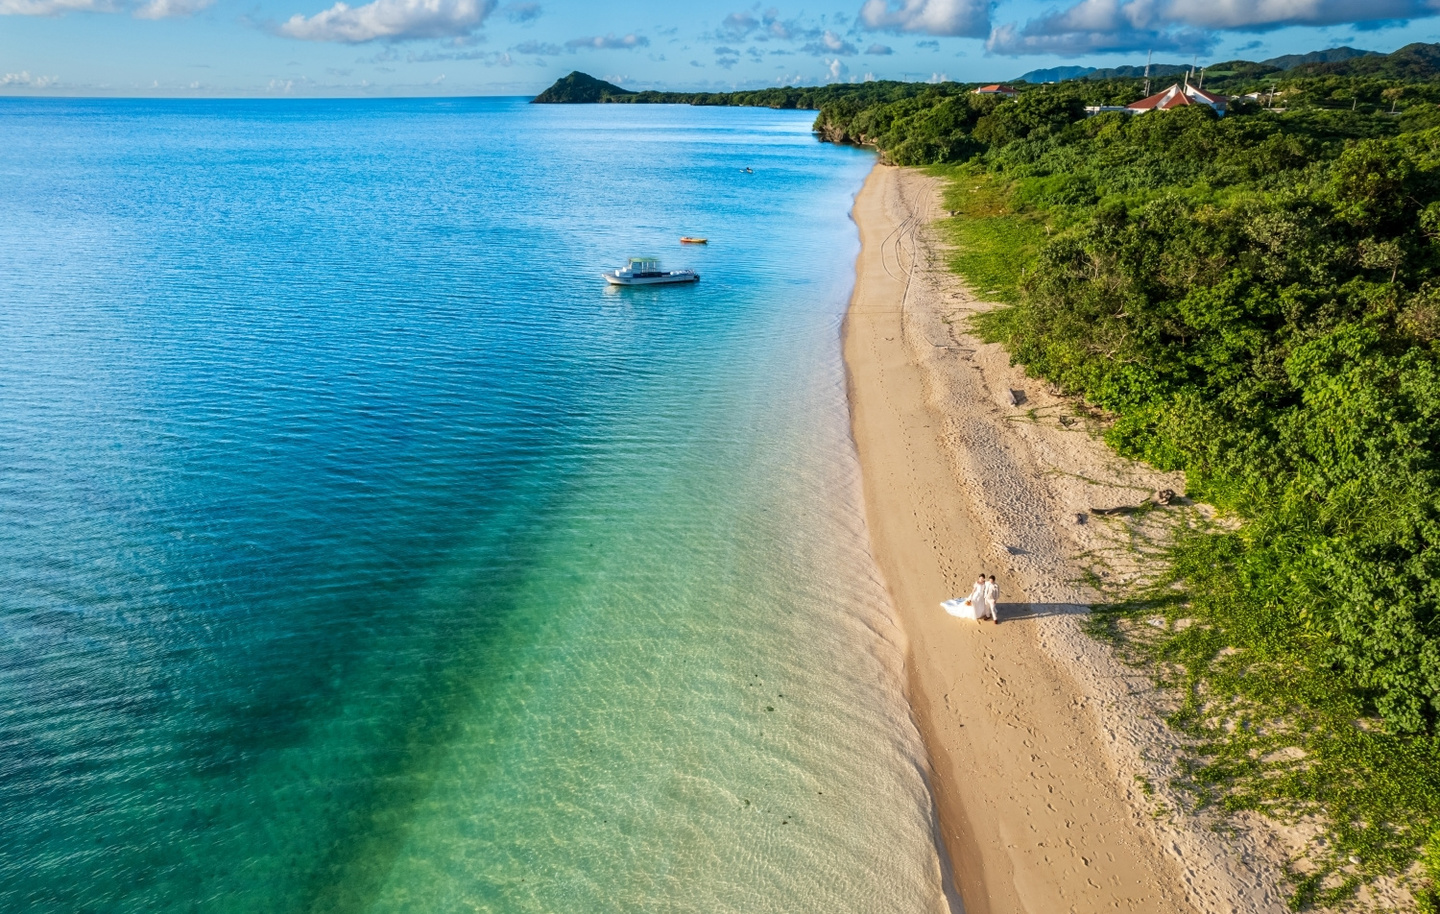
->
680, 237, 708, 244
602, 257, 700, 286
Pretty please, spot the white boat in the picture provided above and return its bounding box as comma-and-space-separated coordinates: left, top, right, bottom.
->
602, 257, 699, 286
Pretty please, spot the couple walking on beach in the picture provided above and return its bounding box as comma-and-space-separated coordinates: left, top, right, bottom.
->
942, 574, 1001, 623
970, 575, 1000, 622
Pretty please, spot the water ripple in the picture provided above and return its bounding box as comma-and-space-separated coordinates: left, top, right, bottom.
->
0, 98, 944, 914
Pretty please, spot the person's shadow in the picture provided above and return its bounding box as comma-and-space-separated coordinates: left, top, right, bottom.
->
993, 602, 1088, 621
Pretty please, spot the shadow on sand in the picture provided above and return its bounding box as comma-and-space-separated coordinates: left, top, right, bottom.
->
993, 602, 1089, 622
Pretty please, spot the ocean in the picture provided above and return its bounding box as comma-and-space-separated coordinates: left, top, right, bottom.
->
0, 97, 948, 913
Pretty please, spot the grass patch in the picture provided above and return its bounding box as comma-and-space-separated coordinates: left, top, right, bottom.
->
1087, 529, 1440, 910
926, 164, 1045, 303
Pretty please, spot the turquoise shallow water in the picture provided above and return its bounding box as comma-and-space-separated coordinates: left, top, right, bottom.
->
0, 98, 947, 913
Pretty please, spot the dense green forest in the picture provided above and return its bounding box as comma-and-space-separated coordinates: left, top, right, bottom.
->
533, 69, 964, 109
810, 51, 1440, 911
538, 45, 1440, 908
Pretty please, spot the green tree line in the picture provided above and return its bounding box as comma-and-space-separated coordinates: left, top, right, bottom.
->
817, 76, 1440, 908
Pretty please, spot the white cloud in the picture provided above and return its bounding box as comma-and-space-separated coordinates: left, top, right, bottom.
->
133, 0, 211, 18
564, 32, 649, 49
1, 70, 57, 86
279, 0, 495, 42
985, 20, 1211, 55
825, 57, 848, 80
801, 28, 857, 55
866, 42, 893, 54
720, 10, 759, 39
987, 0, 1440, 56
859, 0, 990, 37
1172, 0, 1432, 29
718, 8, 816, 43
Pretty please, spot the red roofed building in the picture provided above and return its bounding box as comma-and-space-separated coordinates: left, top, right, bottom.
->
1126, 82, 1227, 115
973, 84, 1020, 98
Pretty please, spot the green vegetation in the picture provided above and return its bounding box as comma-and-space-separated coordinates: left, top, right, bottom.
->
935, 171, 1042, 303
1016, 45, 1377, 86
535, 73, 969, 111
848, 58, 1440, 912
531, 71, 636, 103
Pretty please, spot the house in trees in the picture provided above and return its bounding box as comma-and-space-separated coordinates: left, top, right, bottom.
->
972, 84, 1020, 98
1126, 82, 1227, 115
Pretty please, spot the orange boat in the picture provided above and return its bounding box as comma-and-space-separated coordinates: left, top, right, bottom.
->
679, 236, 708, 244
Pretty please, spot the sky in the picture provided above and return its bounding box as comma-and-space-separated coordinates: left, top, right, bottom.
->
5, 0, 1440, 96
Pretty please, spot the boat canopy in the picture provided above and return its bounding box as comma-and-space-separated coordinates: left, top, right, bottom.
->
627, 257, 661, 271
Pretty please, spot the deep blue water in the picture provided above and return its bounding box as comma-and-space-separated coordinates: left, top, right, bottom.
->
0, 98, 946, 913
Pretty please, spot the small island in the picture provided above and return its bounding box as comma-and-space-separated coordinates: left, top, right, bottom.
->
531, 71, 636, 103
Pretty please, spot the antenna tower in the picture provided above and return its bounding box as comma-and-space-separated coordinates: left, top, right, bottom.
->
1143, 49, 1152, 97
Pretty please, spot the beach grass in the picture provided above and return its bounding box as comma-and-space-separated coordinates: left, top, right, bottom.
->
1085, 539, 1440, 911
926, 164, 1045, 304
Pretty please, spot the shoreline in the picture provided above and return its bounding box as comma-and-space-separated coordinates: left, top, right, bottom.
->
843, 163, 1291, 913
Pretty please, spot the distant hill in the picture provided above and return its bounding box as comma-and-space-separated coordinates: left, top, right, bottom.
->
532, 71, 636, 103
1016, 46, 1381, 86
1293, 42, 1440, 79
1260, 46, 1375, 69
1017, 62, 1195, 83
1086, 63, 1191, 80
1015, 65, 1095, 84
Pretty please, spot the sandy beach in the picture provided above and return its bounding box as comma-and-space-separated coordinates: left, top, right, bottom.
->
844, 163, 1297, 914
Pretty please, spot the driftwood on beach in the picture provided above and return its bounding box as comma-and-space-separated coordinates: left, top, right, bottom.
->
1089, 489, 1177, 516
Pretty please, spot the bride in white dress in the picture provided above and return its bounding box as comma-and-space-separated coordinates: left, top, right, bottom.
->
942, 575, 989, 620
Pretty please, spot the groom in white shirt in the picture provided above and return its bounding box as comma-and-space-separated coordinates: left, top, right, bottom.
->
984, 575, 1000, 623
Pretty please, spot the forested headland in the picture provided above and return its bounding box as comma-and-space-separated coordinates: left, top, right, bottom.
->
539, 45, 1440, 909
